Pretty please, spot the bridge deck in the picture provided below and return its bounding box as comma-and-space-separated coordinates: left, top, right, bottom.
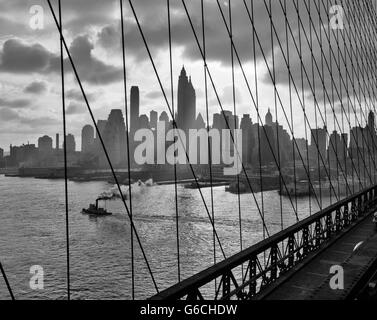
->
261, 212, 377, 300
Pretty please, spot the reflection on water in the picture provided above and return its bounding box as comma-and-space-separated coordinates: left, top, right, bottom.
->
0, 175, 331, 299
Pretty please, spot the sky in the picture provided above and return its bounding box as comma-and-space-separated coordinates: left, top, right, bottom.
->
0, 0, 376, 152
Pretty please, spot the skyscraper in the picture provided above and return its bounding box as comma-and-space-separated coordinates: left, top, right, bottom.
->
130, 86, 140, 132
102, 109, 127, 166
82, 124, 95, 154
97, 120, 107, 139
265, 108, 273, 126
177, 66, 196, 131
150, 110, 158, 130
38, 135, 53, 155
65, 134, 76, 153
56, 134, 60, 150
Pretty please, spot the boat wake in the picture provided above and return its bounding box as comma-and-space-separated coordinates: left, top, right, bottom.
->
98, 179, 155, 200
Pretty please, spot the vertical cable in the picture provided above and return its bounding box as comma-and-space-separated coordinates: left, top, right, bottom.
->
269, 0, 284, 232
167, 0, 181, 283
47, 0, 160, 293
228, 0, 243, 279
284, 0, 299, 215
58, 0, 70, 301
296, 0, 312, 215
119, 0, 135, 299
200, 0, 216, 291
309, 0, 322, 208
251, 0, 266, 266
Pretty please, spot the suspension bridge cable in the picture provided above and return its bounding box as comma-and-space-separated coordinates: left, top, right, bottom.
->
258, 0, 340, 204
294, 0, 371, 193
304, 0, 376, 191
303, 0, 377, 190
267, 0, 369, 197
307, 0, 377, 183
0, 262, 14, 300
284, 0, 299, 213
223, 0, 331, 214
127, 0, 229, 258
215, 0, 303, 222
46, 0, 160, 294
58, 0, 70, 300
257, 0, 365, 205
349, 0, 377, 186
359, 0, 377, 185
235, 0, 337, 214
250, 0, 267, 266
269, 0, 285, 230
180, 0, 272, 237
119, 0, 135, 299
296, 0, 313, 215
308, 0, 323, 206
200, 0, 217, 289
228, 0, 244, 279
166, 0, 181, 283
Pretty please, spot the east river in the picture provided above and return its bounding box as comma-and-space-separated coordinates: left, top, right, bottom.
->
0, 174, 331, 299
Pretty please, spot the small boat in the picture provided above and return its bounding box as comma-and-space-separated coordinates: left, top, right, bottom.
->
82, 199, 112, 216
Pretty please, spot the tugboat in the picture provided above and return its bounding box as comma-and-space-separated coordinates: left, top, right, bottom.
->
82, 198, 112, 216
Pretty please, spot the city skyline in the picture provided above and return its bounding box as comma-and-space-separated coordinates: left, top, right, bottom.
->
2, 0, 374, 151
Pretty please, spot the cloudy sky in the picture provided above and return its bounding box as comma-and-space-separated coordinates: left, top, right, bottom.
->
0, 0, 375, 151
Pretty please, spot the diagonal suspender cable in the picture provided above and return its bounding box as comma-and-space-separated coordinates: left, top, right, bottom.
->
166, 0, 181, 283
298, 0, 376, 192
301, 0, 377, 192
119, 0, 135, 299
251, 0, 368, 208
304, 0, 377, 184
58, 0, 70, 300
183, 0, 300, 227
216, 0, 323, 216
0, 261, 14, 300
182, 0, 272, 238
182, 0, 272, 236
46, 0, 159, 294
260, 0, 369, 200
127, 0, 229, 258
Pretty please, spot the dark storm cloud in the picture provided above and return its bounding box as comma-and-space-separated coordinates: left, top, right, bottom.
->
0, 39, 56, 73
270, 0, 377, 105
0, 37, 122, 85
67, 35, 122, 85
24, 81, 47, 94
0, 97, 31, 108
96, 0, 281, 65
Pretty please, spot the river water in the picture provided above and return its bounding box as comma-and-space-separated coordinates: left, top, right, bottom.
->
0, 174, 331, 300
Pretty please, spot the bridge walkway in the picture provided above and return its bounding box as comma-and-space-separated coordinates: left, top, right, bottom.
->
260, 211, 377, 300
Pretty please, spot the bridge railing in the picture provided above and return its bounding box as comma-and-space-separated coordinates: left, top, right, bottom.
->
151, 184, 377, 300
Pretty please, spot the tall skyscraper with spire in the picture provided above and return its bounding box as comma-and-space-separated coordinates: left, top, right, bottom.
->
177, 66, 196, 131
